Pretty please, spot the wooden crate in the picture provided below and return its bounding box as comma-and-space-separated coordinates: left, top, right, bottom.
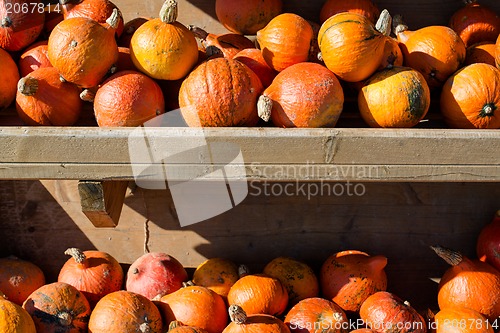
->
0, 0, 499, 313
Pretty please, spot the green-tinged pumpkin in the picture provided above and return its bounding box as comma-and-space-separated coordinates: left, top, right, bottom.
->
358, 66, 430, 128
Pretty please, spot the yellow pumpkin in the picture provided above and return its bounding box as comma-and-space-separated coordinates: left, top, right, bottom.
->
0, 294, 36, 332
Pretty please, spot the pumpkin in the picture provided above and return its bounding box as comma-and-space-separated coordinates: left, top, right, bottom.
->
0, 47, 19, 109
256, 13, 313, 72
16, 67, 83, 126
227, 273, 288, 316
234, 48, 277, 88
130, 0, 198, 80
168, 321, 209, 333
257, 62, 344, 128
320, 250, 388, 313
0, 256, 45, 306
284, 297, 349, 333
189, 25, 255, 59
159, 285, 228, 333
88, 290, 163, 333
359, 291, 427, 333
223, 304, 291, 333
118, 16, 149, 47
192, 258, 240, 300
476, 211, 500, 271
319, 0, 380, 24
432, 245, 500, 321
394, 15, 466, 89
57, 248, 124, 308
358, 66, 431, 128
215, 0, 282, 35
23, 281, 91, 333
464, 42, 496, 66
115, 46, 136, 71
47, 9, 119, 88
0, 0, 45, 51
379, 37, 404, 70
433, 307, 493, 333
263, 257, 319, 305
94, 70, 165, 127
43, 8, 63, 36
496, 34, 500, 68
179, 57, 263, 127
0, 293, 36, 332
318, 11, 390, 82
440, 63, 500, 129
18, 41, 52, 77
126, 252, 188, 301
449, 0, 500, 48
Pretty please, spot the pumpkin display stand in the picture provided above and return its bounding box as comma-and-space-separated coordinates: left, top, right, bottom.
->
0, 0, 499, 314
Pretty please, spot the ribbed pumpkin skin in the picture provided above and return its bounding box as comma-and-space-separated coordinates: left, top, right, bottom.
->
88, 290, 163, 333
179, 57, 263, 127
159, 286, 228, 333
234, 48, 277, 88
0, 296, 36, 333
16, 67, 83, 126
192, 258, 240, 300
318, 13, 387, 82
434, 307, 493, 333
48, 17, 118, 88
0, 48, 19, 109
262, 62, 344, 128
359, 66, 430, 128
256, 13, 313, 72
0, 257, 45, 306
223, 314, 291, 333
23, 282, 91, 333
62, 0, 124, 37
464, 42, 496, 66
0, 0, 45, 51
284, 297, 348, 333
440, 63, 500, 129
215, 0, 282, 35
19, 41, 52, 77
319, 0, 380, 24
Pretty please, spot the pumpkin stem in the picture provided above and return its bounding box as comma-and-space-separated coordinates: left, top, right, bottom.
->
105, 8, 121, 30
80, 89, 96, 103
257, 95, 273, 122
1, 17, 12, 28
60, 75, 67, 83
159, 0, 178, 24
205, 45, 223, 58
182, 280, 195, 288
238, 264, 250, 278
392, 14, 408, 35
228, 304, 248, 325
430, 245, 463, 266
64, 248, 87, 265
317, 52, 323, 62
375, 9, 392, 36
481, 104, 496, 117
17, 77, 39, 96
188, 25, 209, 41
168, 321, 184, 331
57, 312, 73, 327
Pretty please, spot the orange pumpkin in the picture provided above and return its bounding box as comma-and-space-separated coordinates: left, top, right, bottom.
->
0, 293, 36, 332
258, 62, 344, 128
168, 321, 209, 333
476, 211, 500, 271
190, 25, 255, 59
319, 0, 380, 24
130, 0, 198, 80
379, 37, 404, 70
256, 13, 313, 72
215, 0, 282, 35
88, 290, 163, 333
450, 0, 500, 48
118, 16, 149, 47
23, 282, 91, 333
94, 70, 165, 127
464, 42, 496, 66
159, 285, 228, 333
47, 9, 119, 88
0, 256, 45, 306
0, 47, 19, 109
16, 67, 83, 126
394, 15, 466, 89
0, 0, 45, 51
223, 304, 291, 333
359, 291, 427, 333
227, 274, 288, 316
115, 46, 136, 71
263, 257, 319, 305
179, 57, 263, 127
433, 307, 493, 333
234, 48, 277, 88
496, 34, 500, 67
431, 245, 500, 321
19, 41, 52, 77
440, 63, 500, 129
358, 66, 431, 128
192, 258, 240, 300
320, 250, 388, 313
58, 248, 124, 308
284, 297, 348, 333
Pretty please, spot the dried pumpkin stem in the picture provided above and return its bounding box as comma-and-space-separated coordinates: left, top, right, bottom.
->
80, 89, 96, 103
159, 0, 178, 24
64, 248, 86, 264
168, 321, 184, 331
188, 25, 209, 40
238, 264, 250, 278
430, 245, 463, 266
57, 312, 73, 327
375, 9, 392, 36
257, 95, 273, 122
106, 8, 121, 30
392, 14, 408, 35
1, 17, 12, 28
228, 304, 248, 325
182, 280, 195, 288
17, 77, 39, 96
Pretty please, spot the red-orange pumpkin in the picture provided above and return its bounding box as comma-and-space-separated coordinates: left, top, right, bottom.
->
94, 70, 165, 127
18, 41, 52, 77
0, 0, 45, 51
23, 282, 91, 333
223, 304, 291, 333
192, 258, 240, 301
58, 248, 124, 308
117, 16, 149, 47
464, 42, 496, 66
88, 290, 163, 333
0, 256, 45, 306
257, 62, 344, 128
115, 46, 136, 71
321, 250, 388, 313
234, 48, 277, 88
0, 47, 19, 109
477, 211, 500, 271
16, 67, 83, 126
433, 307, 493, 333
190, 25, 255, 59
215, 0, 282, 35
319, 0, 380, 24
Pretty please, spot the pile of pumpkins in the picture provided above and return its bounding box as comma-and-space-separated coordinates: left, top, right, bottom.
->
1, 0, 500, 129
0, 211, 499, 332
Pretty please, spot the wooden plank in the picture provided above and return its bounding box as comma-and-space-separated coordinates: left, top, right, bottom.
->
78, 181, 129, 227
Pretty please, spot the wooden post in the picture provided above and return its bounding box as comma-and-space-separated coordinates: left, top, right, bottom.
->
78, 180, 129, 227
